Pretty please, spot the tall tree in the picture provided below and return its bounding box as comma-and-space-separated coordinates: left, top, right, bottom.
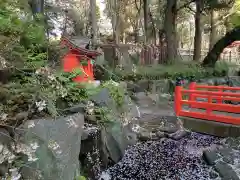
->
193, 0, 203, 61
90, 0, 97, 47
209, 9, 219, 50
164, 0, 178, 63
30, 0, 44, 14
143, 0, 149, 43
202, 26, 240, 66
202, 0, 238, 66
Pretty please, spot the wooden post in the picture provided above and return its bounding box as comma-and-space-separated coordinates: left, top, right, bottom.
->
174, 77, 183, 116
189, 75, 196, 102
206, 95, 212, 115
217, 88, 223, 104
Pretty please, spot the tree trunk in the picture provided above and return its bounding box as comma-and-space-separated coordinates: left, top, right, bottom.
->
143, 0, 149, 43
112, 0, 120, 44
149, 9, 157, 45
164, 0, 178, 64
30, 0, 44, 14
224, 17, 231, 32
193, 0, 203, 61
209, 9, 218, 51
90, 0, 97, 48
133, 26, 139, 43
202, 27, 240, 67
143, 0, 150, 64
111, 0, 120, 66
158, 30, 166, 64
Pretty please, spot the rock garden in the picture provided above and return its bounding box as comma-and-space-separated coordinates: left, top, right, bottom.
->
1, 1, 240, 179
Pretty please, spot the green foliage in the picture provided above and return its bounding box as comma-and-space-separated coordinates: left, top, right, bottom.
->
113, 61, 231, 82
101, 80, 125, 107
0, 0, 100, 124
75, 175, 87, 180
231, 0, 240, 27
55, 69, 91, 103
94, 106, 114, 124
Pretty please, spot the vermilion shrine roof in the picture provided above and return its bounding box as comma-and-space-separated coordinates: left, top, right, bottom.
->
61, 36, 102, 57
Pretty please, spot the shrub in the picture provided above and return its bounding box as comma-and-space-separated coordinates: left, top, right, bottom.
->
113, 61, 231, 81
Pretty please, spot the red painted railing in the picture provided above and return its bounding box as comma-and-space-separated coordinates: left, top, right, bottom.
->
174, 81, 240, 125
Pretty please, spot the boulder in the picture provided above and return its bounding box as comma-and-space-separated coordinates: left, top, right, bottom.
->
203, 149, 220, 165
214, 161, 240, 180
15, 113, 84, 180
90, 88, 138, 163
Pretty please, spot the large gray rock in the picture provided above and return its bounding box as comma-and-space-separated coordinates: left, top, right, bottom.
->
16, 113, 84, 180
90, 88, 138, 163
90, 88, 114, 107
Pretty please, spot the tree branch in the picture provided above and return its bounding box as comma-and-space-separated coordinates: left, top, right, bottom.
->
177, 0, 195, 11
186, 6, 196, 14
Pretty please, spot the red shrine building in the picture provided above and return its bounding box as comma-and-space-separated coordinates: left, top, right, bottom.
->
60, 36, 102, 82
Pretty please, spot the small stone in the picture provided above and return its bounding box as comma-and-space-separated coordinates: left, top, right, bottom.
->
169, 129, 191, 140
156, 131, 166, 139
209, 170, 219, 179
214, 161, 240, 180
138, 131, 151, 141
203, 150, 220, 165
0, 162, 8, 176
158, 126, 178, 134
150, 132, 159, 140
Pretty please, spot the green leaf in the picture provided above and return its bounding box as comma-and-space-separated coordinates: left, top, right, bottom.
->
75, 176, 86, 180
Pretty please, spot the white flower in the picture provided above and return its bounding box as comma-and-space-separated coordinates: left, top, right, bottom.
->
1, 60, 7, 68
0, 113, 8, 120
28, 156, 38, 162
35, 100, 46, 111
48, 140, 60, 151
35, 69, 40, 74
132, 124, 140, 133
47, 74, 55, 81
9, 168, 21, 180
8, 154, 16, 163
110, 80, 119, 86
66, 116, 78, 128
56, 150, 62, 155
87, 101, 93, 106
86, 101, 94, 115
99, 172, 111, 180
30, 142, 39, 150
27, 121, 35, 128
132, 64, 137, 74
60, 89, 68, 98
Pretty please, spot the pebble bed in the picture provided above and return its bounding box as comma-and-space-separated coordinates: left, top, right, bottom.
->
100, 132, 222, 180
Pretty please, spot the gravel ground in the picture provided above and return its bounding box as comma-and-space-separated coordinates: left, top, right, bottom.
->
99, 132, 222, 180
